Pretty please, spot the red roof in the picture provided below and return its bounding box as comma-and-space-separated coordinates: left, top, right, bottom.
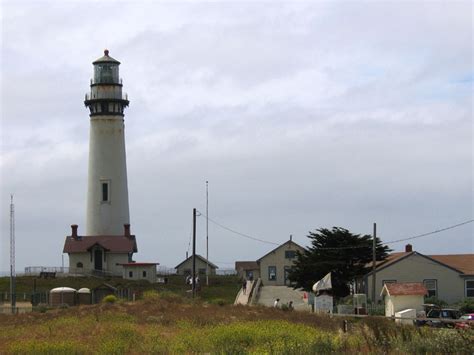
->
119, 262, 159, 267
63, 235, 137, 253
370, 251, 474, 275
382, 282, 428, 296
429, 254, 474, 275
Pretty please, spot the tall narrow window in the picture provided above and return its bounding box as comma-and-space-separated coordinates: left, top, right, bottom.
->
423, 279, 437, 298
268, 266, 277, 281
465, 280, 474, 297
101, 181, 110, 202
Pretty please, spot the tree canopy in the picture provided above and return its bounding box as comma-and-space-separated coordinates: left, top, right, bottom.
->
288, 227, 391, 298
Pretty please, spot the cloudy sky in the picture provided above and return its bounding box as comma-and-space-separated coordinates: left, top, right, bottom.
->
1, 0, 472, 272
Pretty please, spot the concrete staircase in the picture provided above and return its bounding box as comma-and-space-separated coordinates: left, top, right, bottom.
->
234, 280, 255, 305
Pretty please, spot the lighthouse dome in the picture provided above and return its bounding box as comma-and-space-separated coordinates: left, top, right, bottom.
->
93, 49, 121, 65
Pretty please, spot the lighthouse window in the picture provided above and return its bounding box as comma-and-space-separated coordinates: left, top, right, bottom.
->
101, 182, 110, 202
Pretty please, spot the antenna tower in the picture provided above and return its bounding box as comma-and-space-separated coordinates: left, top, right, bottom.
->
10, 194, 16, 309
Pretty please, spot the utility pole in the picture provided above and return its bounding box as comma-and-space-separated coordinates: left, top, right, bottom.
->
372, 222, 376, 304
192, 208, 197, 298
10, 194, 16, 311
206, 181, 209, 286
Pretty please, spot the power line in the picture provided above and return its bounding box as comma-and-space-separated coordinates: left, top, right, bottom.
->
196, 211, 279, 246
196, 212, 473, 251
384, 219, 474, 245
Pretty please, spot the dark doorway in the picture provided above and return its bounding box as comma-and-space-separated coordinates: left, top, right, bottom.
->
94, 250, 103, 271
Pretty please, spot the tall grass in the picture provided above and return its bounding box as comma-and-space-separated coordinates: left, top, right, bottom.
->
2, 295, 473, 354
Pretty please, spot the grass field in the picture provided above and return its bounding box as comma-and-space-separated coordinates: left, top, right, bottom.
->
0, 275, 241, 305
0, 289, 473, 354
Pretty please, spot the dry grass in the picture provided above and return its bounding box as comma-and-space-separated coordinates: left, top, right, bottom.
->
1, 294, 472, 354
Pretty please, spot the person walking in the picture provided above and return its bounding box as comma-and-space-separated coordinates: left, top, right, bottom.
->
288, 301, 294, 311
274, 298, 280, 308
242, 280, 247, 295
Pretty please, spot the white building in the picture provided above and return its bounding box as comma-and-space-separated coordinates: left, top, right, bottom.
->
381, 282, 427, 317
121, 262, 159, 283
63, 50, 137, 276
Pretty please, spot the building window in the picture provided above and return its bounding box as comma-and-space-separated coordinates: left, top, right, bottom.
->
198, 268, 206, 275
423, 279, 437, 298
466, 280, 474, 297
268, 266, 277, 281
285, 250, 296, 259
142, 271, 147, 278
76, 262, 83, 268
184, 269, 191, 276
383, 280, 397, 285
101, 181, 110, 202
129, 271, 133, 278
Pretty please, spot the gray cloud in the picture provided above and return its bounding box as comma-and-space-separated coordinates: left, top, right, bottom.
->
1, 0, 472, 272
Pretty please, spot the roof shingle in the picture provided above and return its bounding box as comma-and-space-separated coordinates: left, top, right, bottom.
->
382, 282, 428, 296
63, 235, 137, 253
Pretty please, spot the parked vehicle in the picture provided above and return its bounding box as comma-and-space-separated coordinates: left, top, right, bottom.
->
455, 313, 474, 330
415, 306, 461, 328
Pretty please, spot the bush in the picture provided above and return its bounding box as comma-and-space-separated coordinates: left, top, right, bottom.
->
102, 294, 118, 304
457, 298, 474, 314
142, 290, 160, 301
210, 298, 226, 306
424, 296, 447, 307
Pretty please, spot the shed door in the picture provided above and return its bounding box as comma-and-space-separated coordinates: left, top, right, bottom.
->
94, 250, 103, 271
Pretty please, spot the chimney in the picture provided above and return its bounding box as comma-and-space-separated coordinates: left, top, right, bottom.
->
290, 234, 293, 242
405, 244, 413, 252
124, 224, 131, 238
186, 251, 189, 259
71, 224, 78, 239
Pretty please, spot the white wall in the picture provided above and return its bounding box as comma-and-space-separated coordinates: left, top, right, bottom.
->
86, 115, 130, 236
385, 295, 424, 317
122, 265, 157, 283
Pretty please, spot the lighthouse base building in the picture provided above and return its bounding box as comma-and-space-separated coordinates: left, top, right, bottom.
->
64, 224, 137, 276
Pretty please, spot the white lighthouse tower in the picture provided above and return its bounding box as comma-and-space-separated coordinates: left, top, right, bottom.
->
64, 50, 137, 276
85, 50, 130, 236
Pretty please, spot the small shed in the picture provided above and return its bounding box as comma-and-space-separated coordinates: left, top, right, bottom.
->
381, 282, 427, 317
77, 288, 91, 305
50, 287, 76, 306
120, 262, 159, 283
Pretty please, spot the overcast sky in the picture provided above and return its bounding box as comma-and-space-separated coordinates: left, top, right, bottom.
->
1, 0, 472, 272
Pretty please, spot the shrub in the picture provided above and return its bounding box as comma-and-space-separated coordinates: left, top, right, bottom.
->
210, 298, 226, 306
102, 294, 118, 304
457, 298, 474, 314
424, 296, 447, 307
142, 290, 160, 301
35, 305, 48, 313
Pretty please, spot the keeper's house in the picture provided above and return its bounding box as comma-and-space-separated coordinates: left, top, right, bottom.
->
63, 224, 137, 276
361, 244, 474, 304
236, 238, 305, 286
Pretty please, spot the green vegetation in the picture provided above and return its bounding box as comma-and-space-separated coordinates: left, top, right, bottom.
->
457, 298, 474, 314
0, 274, 240, 305
0, 293, 472, 354
424, 296, 448, 307
102, 294, 118, 304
